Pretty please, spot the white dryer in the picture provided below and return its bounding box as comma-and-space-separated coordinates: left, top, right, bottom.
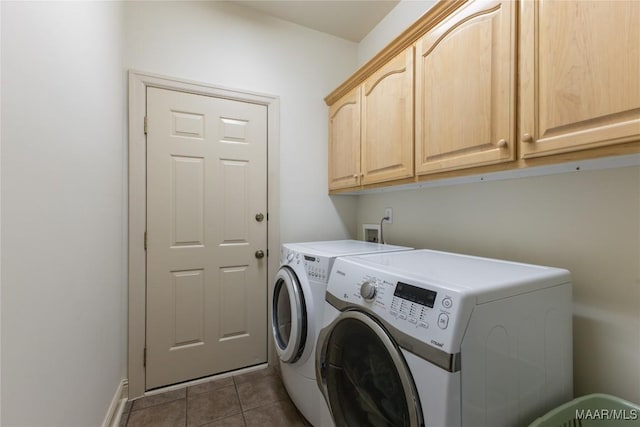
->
316, 249, 573, 427
272, 240, 412, 426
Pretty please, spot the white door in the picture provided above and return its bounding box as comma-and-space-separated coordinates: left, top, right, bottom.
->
145, 87, 268, 389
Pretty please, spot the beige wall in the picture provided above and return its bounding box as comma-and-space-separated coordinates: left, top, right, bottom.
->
358, 0, 437, 65
1, 2, 126, 425
355, 166, 640, 402
123, 1, 359, 244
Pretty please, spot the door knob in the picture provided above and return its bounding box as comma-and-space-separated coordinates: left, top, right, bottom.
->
255, 213, 264, 222
255, 250, 265, 259
522, 133, 534, 143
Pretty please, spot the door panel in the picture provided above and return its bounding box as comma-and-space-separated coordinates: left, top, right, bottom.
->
146, 87, 267, 389
171, 156, 204, 246
172, 269, 205, 347
220, 160, 249, 243
219, 265, 250, 340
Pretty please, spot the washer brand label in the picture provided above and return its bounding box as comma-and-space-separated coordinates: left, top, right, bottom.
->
430, 339, 444, 348
335, 270, 346, 276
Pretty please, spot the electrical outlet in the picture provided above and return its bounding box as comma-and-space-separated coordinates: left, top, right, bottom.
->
384, 207, 393, 224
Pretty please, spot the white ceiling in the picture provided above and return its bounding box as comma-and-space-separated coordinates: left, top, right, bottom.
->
233, 1, 400, 42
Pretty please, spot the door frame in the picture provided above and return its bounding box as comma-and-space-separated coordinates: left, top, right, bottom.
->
128, 70, 280, 399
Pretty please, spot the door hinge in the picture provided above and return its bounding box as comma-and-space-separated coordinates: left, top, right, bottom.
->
143, 348, 147, 367
144, 116, 148, 135
144, 231, 147, 251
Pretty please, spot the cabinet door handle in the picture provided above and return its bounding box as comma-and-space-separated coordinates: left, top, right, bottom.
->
353, 174, 359, 179
497, 139, 507, 148
522, 133, 534, 143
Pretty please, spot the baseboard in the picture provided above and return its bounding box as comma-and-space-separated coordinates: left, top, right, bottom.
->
102, 378, 128, 427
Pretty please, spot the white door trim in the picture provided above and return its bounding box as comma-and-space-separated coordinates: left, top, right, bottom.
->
128, 70, 280, 399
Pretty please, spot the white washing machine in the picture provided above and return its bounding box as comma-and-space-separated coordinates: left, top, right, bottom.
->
316, 249, 573, 427
272, 240, 412, 426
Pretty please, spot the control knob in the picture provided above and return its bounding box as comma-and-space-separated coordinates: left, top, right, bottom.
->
360, 281, 377, 301
286, 252, 295, 263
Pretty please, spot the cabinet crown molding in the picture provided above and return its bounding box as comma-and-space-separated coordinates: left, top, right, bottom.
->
325, 0, 468, 106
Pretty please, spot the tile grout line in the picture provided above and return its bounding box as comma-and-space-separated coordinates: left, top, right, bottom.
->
184, 388, 188, 427
234, 378, 248, 427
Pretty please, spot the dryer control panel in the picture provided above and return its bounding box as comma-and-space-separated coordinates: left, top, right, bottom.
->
327, 259, 475, 355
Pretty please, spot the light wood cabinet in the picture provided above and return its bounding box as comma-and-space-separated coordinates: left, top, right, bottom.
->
326, 0, 639, 193
361, 47, 414, 185
328, 86, 361, 190
520, 1, 640, 159
415, 0, 516, 175
327, 47, 414, 190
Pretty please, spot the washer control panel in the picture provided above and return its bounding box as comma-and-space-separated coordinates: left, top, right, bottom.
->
280, 247, 331, 283
303, 254, 330, 283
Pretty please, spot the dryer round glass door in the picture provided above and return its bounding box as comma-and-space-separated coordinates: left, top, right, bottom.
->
317, 311, 423, 427
272, 266, 307, 363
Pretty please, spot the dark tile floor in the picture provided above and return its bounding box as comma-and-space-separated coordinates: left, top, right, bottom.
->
120, 366, 310, 427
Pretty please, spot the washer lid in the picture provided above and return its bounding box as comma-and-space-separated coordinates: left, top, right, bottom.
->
338, 249, 571, 303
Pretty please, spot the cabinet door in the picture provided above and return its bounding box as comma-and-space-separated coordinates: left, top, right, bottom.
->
415, 0, 516, 175
362, 47, 414, 185
328, 86, 361, 190
520, 1, 640, 158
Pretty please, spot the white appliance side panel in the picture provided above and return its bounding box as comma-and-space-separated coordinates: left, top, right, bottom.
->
460, 283, 572, 427
404, 349, 461, 427
279, 361, 323, 426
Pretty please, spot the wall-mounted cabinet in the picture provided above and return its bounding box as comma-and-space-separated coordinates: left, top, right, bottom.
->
328, 86, 361, 190
327, 47, 414, 191
415, 0, 516, 174
519, 1, 640, 158
361, 47, 414, 185
326, 0, 639, 194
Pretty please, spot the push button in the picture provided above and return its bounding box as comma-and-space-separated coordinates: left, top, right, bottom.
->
437, 313, 449, 329
442, 297, 453, 309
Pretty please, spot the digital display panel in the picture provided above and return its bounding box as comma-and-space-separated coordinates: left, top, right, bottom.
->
393, 282, 437, 308
304, 255, 316, 262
